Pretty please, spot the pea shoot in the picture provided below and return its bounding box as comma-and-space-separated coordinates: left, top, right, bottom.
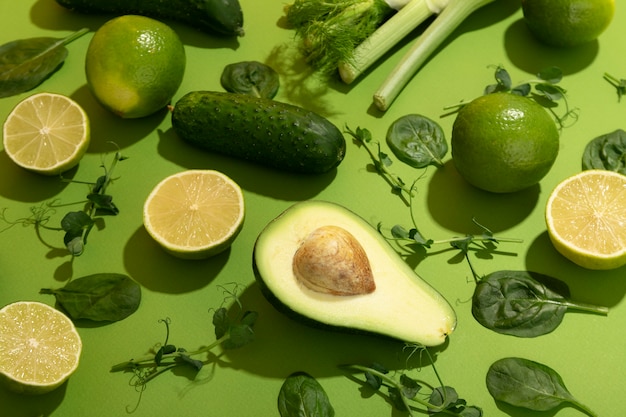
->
0, 148, 126, 256
347, 123, 522, 280
342, 344, 482, 416
445, 65, 578, 129
110, 283, 257, 411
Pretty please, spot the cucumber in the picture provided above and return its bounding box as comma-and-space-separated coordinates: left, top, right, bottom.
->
55, 0, 244, 37
171, 91, 346, 174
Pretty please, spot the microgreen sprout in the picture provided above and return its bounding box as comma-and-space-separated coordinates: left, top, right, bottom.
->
348, 123, 522, 278
445, 65, 579, 129
380, 192, 522, 282
341, 343, 482, 416
0, 148, 126, 256
345, 125, 415, 200
603, 72, 626, 102
110, 283, 257, 411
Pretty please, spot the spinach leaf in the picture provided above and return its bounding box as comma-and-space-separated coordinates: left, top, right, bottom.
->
582, 129, 626, 174
278, 372, 335, 417
472, 270, 608, 337
386, 114, 447, 168
0, 28, 88, 98
220, 61, 279, 99
486, 357, 598, 416
40, 273, 141, 322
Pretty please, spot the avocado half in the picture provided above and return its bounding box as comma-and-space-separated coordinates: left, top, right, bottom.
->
252, 200, 456, 346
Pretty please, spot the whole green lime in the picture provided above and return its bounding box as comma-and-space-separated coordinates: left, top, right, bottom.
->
521, 0, 615, 47
451, 92, 560, 193
85, 15, 186, 118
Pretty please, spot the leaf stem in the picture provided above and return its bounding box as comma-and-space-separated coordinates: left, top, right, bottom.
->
62, 28, 89, 45
110, 336, 227, 373
564, 301, 609, 316
373, 0, 497, 111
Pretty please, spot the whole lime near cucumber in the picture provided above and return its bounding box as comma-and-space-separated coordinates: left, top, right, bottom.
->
521, 0, 615, 47
85, 15, 186, 118
451, 92, 559, 193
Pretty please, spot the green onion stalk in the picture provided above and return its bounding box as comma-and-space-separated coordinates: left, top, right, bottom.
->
339, 0, 450, 84
284, 0, 413, 76
373, 0, 499, 111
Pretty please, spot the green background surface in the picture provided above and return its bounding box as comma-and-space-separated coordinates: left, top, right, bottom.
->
1, 1, 625, 416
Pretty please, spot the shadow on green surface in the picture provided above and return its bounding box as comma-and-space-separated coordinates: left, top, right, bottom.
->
69, 85, 168, 154
220, 281, 448, 380
156, 128, 338, 201
123, 226, 227, 293
0, 156, 74, 202
0, 379, 67, 417
525, 231, 626, 308
504, 19, 599, 76
426, 160, 539, 234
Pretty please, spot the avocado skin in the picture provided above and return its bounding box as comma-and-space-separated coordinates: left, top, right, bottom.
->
55, 0, 244, 37
252, 200, 457, 346
171, 91, 346, 174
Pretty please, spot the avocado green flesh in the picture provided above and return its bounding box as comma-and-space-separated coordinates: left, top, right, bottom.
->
253, 201, 456, 346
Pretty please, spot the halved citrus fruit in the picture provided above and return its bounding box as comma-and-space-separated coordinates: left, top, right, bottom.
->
143, 170, 245, 259
0, 301, 82, 394
545, 169, 626, 270
2, 92, 90, 175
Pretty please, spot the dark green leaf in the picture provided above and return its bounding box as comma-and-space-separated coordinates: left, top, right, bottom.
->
471, 270, 570, 337
510, 83, 531, 96
388, 387, 408, 411
220, 61, 279, 99
363, 363, 387, 390
87, 193, 119, 215
359, 127, 372, 143
278, 372, 335, 417
386, 114, 447, 168
93, 175, 107, 194
450, 236, 471, 254
177, 353, 204, 371
582, 129, 626, 174
391, 224, 410, 239
429, 386, 459, 409
61, 211, 93, 234
240, 310, 259, 327
486, 357, 578, 412
485, 66, 511, 94
155, 344, 176, 365
535, 83, 566, 102
0, 28, 88, 98
40, 273, 141, 322
212, 307, 230, 339
399, 374, 421, 399
378, 151, 393, 167
409, 229, 433, 247
222, 322, 255, 349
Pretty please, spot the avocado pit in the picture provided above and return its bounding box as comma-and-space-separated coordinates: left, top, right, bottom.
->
293, 225, 375, 296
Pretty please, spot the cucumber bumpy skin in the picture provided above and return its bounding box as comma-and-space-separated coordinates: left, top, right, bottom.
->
55, 0, 244, 37
171, 91, 347, 174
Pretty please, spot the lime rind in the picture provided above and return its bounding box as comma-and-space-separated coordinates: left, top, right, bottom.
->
545, 169, 626, 270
